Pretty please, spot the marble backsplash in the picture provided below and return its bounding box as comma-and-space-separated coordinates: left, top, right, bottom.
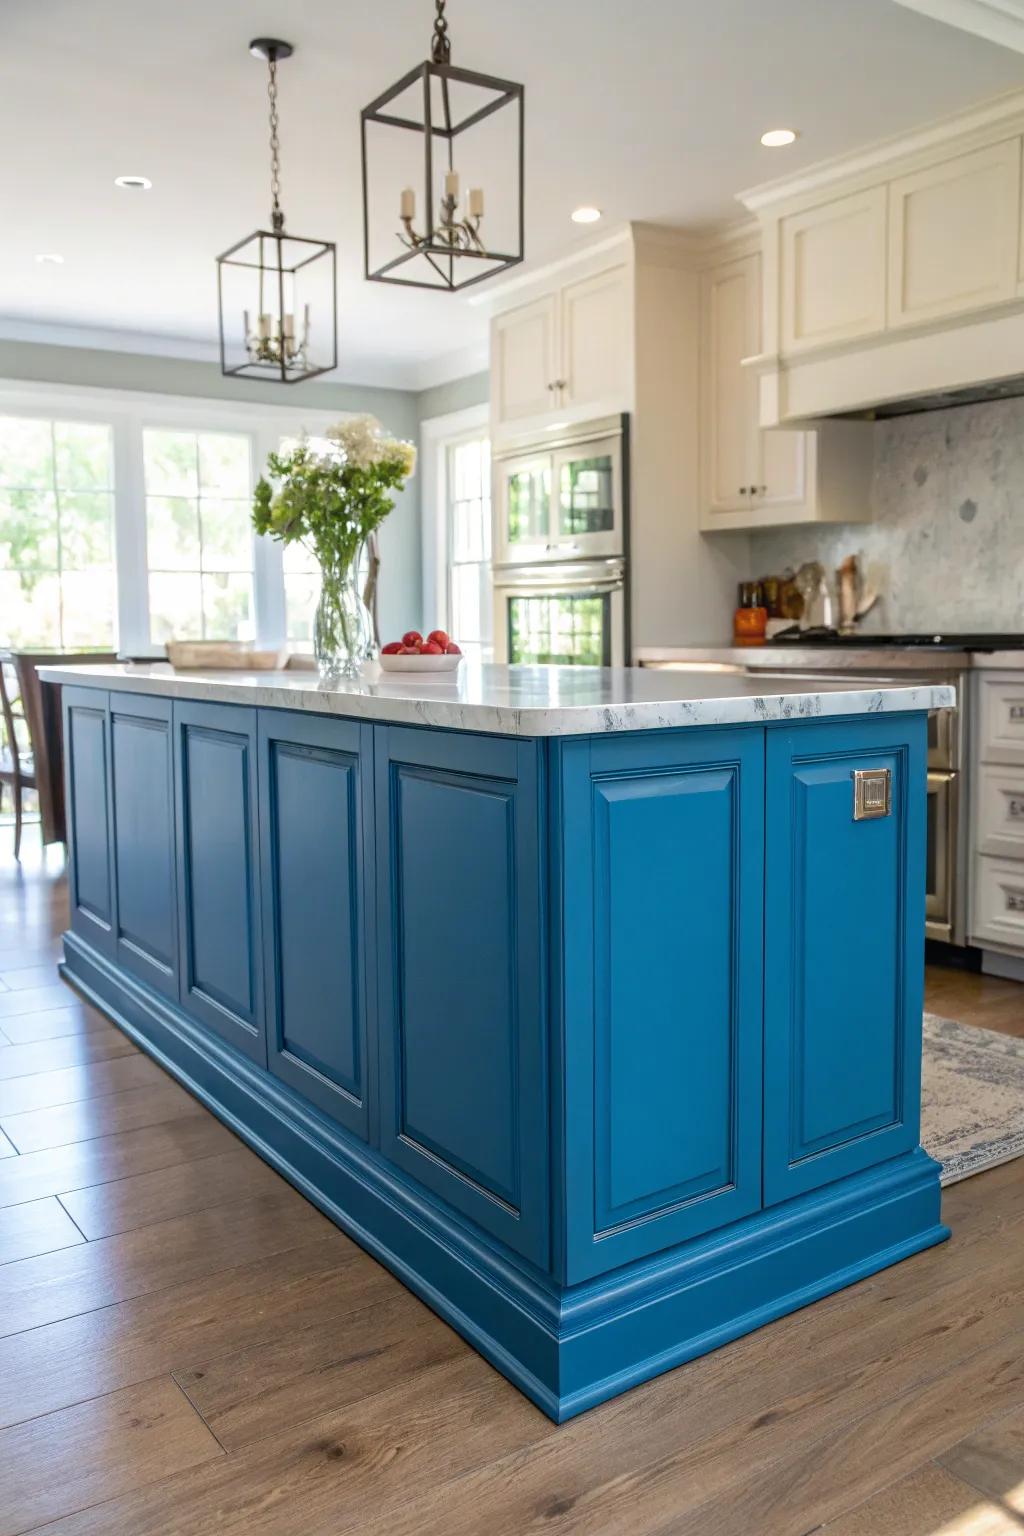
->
747, 396, 1024, 633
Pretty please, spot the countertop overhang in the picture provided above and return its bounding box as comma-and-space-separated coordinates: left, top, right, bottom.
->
38, 662, 956, 737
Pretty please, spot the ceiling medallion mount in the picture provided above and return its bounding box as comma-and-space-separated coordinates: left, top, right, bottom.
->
215, 37, 338, 384
360, 0, 525, 293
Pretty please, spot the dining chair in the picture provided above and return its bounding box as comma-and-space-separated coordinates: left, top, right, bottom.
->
0, 652, 36, 861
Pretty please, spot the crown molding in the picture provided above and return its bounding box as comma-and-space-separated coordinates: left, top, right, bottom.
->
737, 86, 1024, 214
892, 0, 1024, 53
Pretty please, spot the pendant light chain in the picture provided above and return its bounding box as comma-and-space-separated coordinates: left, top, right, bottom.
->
267, 52, 284, 231
431, 0, 451, 64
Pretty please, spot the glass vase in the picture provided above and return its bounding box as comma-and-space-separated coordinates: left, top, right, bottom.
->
314, 563, 373, 682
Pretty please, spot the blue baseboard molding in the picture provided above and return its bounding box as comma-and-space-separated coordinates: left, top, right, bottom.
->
62, 931, 949, 1424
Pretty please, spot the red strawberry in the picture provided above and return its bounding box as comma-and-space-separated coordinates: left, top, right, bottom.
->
427, 629, 450, 650
402, 630, 422, 648
445, 642, 462, 655
420, 641, 443, 654
381, 641, 403, 655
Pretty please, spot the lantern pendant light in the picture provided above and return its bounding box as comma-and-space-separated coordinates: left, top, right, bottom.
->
361, 0, 524, 291
216, 39, 338, 383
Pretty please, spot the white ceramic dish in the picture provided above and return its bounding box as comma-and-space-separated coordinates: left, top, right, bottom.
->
378, 652, 463, 674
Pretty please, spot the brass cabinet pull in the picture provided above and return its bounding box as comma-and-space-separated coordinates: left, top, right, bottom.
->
853, 768, 892, 820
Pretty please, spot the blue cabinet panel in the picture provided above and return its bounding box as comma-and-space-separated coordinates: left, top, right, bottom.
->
764, 714, 927, 1204
258, 712, 374, 1140
110, 695, 177, 1000
560, 727, 764, 1284
376, 726, 548, 1267
62, 687, 115, 959
174, 700, 264, 1065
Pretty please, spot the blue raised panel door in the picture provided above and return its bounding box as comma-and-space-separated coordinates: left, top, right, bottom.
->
258, 711, 374, 1140
559, 726, 765, 1285
173, 700, 264, 1065
763, 714, 927, 1205
110, 695, 178, 1000
62, 686, 115, 959
376, 726, 548, 1267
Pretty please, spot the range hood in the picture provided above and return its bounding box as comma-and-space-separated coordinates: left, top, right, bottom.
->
851, 372, 1024, 420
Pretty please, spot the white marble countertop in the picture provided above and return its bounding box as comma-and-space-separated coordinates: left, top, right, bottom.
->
636, 645, 1024, 673
38, 662, 955, 737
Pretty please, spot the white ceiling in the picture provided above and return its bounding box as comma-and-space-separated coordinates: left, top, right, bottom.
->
4, 0, 1024, 390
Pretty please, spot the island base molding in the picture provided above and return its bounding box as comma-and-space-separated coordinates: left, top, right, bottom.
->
62, 931, 948, 1424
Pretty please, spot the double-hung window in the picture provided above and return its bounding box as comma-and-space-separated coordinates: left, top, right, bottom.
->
142, 429, 255, 643
0, 415, 116, 648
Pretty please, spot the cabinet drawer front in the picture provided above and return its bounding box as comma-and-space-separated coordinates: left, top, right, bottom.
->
376, 727, 548, 1266
888, 139, 1021, 328
111, 696, 177, 998
561, 728, 764, 1283
174, 701, 264, 1064
972, 854, 1024, 950
259, 714, 373, 1139
764, 716, 926, 1205
781, 187, 887, 351
63, 687, 115, 958
978, 675, 1024, 765
976, 763, 1024, 858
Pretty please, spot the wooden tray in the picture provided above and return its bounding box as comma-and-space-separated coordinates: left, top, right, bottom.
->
165, 641, 288, 672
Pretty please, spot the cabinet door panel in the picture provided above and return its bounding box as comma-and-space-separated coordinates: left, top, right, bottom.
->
174, 701, 264, 1065
376, 727, 547, 1266
110, 695, 177, 999
889, 139, 1021, 328
560, 265, 629, 414
561, 727, 764, 1284
764, 715, 926, 1205
63, 687, 115, 959
492, 295, 558, 426
702, 255, 758, 514
782, 187, 887, 351
259, 713, 373, 1139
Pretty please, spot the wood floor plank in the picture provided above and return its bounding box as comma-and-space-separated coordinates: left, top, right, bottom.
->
0, 1234, 371, 1431
0, 1196, 84, 1265
0, 963, 61, 992
0, 1189, 333, 1338
0, 1375, 223, 1536
938, 1401, 1024, 1513
1, 1078, 202, 1154
25, 1354, 551, 1536
0, 983, 81, 1019
0, 1029, 137, 1082
174, 1286, 466, 1450
58, 1147, 288, 1239
0, 1005, 121, 1045
0, 1115, 239, 1208
0, 939, 65, 970
819, 1462, 1020, 1535
0, 1128, 14, 1158
0, 1049, 160, 1117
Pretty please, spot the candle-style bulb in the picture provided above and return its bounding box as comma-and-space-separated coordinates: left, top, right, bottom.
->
468, 187, 484, 217
400, 187, 416, 219
444, 171, 459, 200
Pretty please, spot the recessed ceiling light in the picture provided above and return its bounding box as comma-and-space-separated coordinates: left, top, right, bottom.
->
34, 252, 64, 265
571, 206, 602, 224
760, 128, 798, 148
114, 174, 152, 190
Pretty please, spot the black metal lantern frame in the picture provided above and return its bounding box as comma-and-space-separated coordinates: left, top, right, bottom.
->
361, 4, 524, 292
216, 39, 338, 384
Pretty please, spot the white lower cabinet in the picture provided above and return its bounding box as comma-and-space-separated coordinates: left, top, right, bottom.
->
971, 672, 1024, 957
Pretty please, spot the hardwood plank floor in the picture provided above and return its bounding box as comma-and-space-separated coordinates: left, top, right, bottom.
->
1, 824, 1023, 1536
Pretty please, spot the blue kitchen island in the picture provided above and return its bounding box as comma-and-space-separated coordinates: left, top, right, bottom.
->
43, 660, 955, 1422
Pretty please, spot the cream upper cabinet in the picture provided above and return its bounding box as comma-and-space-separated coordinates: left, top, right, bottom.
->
781, 187, 888, 353
560, 266, 630, 414
888, 139, 1022, 328
700, 248, 871, 531
490, 264, 630, 434
492, 295, 559, 426
701, 254, 759, 513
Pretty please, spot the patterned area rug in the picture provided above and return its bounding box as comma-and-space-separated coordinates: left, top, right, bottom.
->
922, 1013, 1024, 1184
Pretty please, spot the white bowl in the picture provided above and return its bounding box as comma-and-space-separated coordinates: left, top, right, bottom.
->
378, 651, 463, 673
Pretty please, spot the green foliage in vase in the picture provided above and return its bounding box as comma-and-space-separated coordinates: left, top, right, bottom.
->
253, 415, 416, 578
